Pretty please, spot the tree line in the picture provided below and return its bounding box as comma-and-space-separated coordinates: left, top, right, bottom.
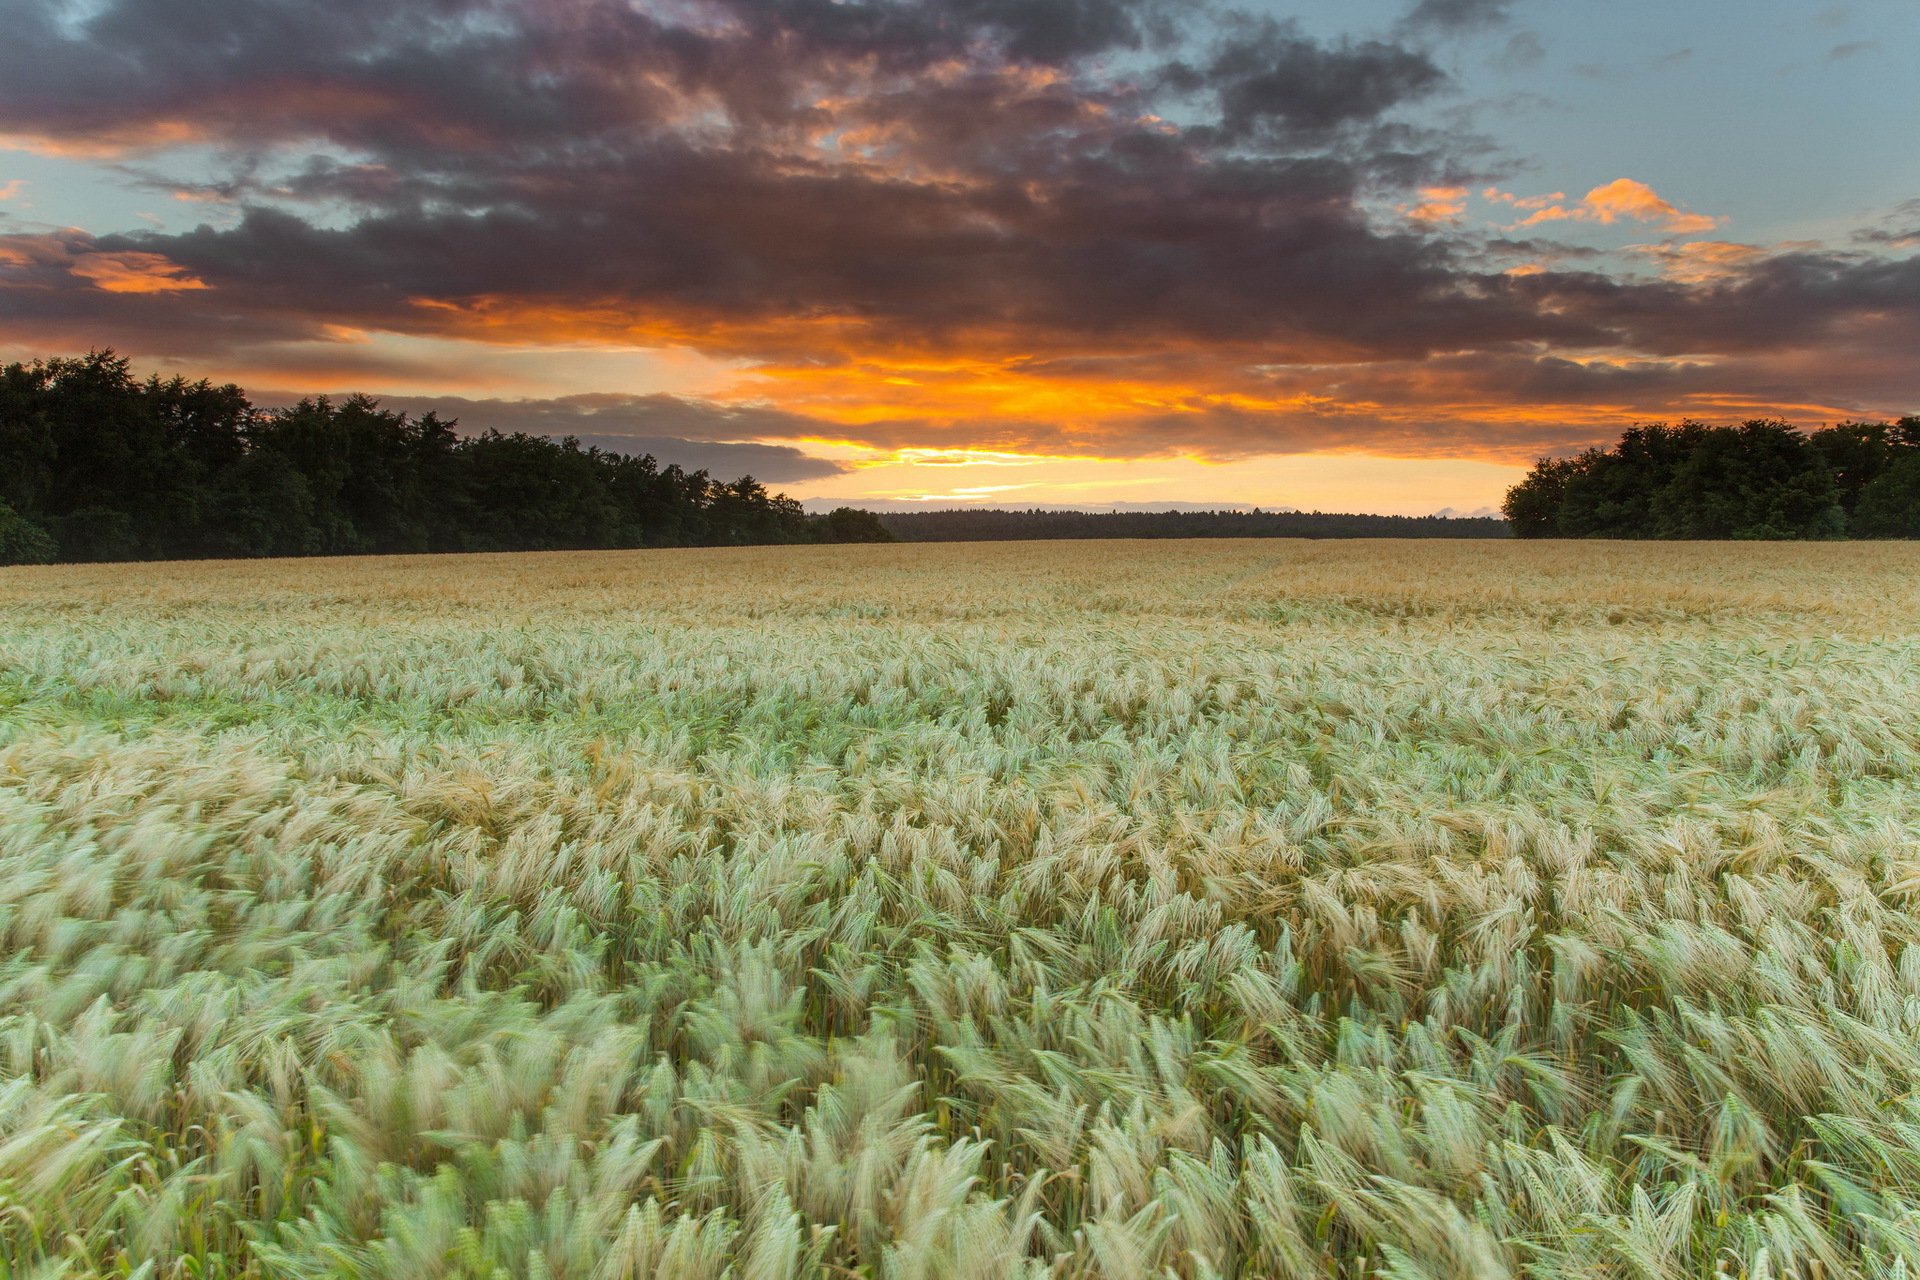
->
878, 508, 1509, 541
0, 352, 892, 564
1504, 418, 1920, 540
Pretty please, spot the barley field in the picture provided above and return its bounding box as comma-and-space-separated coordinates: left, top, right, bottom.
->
3, 542, 1920, 1279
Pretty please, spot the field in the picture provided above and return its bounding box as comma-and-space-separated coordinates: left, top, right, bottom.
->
4, 541, 1920, 1279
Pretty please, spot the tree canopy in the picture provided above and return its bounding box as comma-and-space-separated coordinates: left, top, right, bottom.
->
1503, 418, 1920, 539
0, 351, 893, 563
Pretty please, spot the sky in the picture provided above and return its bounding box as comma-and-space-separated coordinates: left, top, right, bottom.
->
1, 0, 1916, 515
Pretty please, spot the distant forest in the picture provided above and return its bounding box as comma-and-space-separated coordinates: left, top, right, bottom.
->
0, 352, 890, 564
878, 509, 1509, 541
1505, 418, 1920, 539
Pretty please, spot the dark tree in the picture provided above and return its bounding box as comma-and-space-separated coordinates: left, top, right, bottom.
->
1507, 416, 1911, 540
1853, 454, 1920, 538
1644, 421, 1844, 540
0, 501, 57, 565
1500, 454, 1590, 538
0, 351, 822, 562
818, 506, 896, 543
208, 449, 320, 558
1810, 421, 1902, 513
1555, 423, 1707, 538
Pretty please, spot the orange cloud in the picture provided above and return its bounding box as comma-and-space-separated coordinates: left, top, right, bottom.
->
0, 122, 211, 159
371, 289, 1880, 469
1484, 187, 1565, 211
1626, 238, 1822, 283
400, 290, 1421, 378
0, 179, 25, 201
1626, 239, 1763, 282
1401, 185, 1469, 223
67, 251, 211, 294
1582, 178, 1721, 232
1514, 178, 1720, 234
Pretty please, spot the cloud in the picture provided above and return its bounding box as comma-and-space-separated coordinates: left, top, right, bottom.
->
1485, 187, 1565, 210
1512, 179, 1721, 235
1826, 40, 1877, 63
0, 230, 211, 295
0, 0, 1186, 160
0, 179, 24, 201
1508, 250, 1920, 374
941, 0, 1179, 63
1625, 240, 1820, 284
1490, 31, 1546, 72
1855, 199, 1920, 250
1164, 20, 1447, 139
1400, 186, 1470, 223
0, 2, 1503, 369
0, 0, 1914, 472
66, 249, 211, 293
1625, 240, 1765, 283
312, 392, 852, 482
1399, 0, 1517, 33
17, 148, 1573, 368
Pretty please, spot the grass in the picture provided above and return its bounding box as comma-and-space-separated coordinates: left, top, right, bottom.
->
2, 539, 1919, 1278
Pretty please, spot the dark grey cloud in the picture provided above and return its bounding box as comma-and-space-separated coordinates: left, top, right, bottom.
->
317, 392, 852, 483
1399, 0, 1517, 34
1512, 251, 1920, 359
1, 0, 1509, 368
0, 0, 1186, 160
558, 436, 843, 481
70, 177, 1582, 364
1166, 21, 1448, 139
938, 0, 1181, 63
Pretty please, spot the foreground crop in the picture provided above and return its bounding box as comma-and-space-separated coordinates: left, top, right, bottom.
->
3, 541, 1919, 1278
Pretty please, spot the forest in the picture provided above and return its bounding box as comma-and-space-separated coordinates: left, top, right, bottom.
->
877, 508, 1509, 540
1503, 417, 1920, 539
0, 351, 890, 564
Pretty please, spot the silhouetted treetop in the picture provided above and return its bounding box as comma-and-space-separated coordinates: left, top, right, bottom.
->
0, 351, 894, 562
1504, 418, 1919, 540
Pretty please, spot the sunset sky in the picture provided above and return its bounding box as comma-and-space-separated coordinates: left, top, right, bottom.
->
2, 0, 1917, 514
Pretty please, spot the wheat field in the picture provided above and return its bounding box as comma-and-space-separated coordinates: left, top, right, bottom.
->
3, 541, 1920, 1279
